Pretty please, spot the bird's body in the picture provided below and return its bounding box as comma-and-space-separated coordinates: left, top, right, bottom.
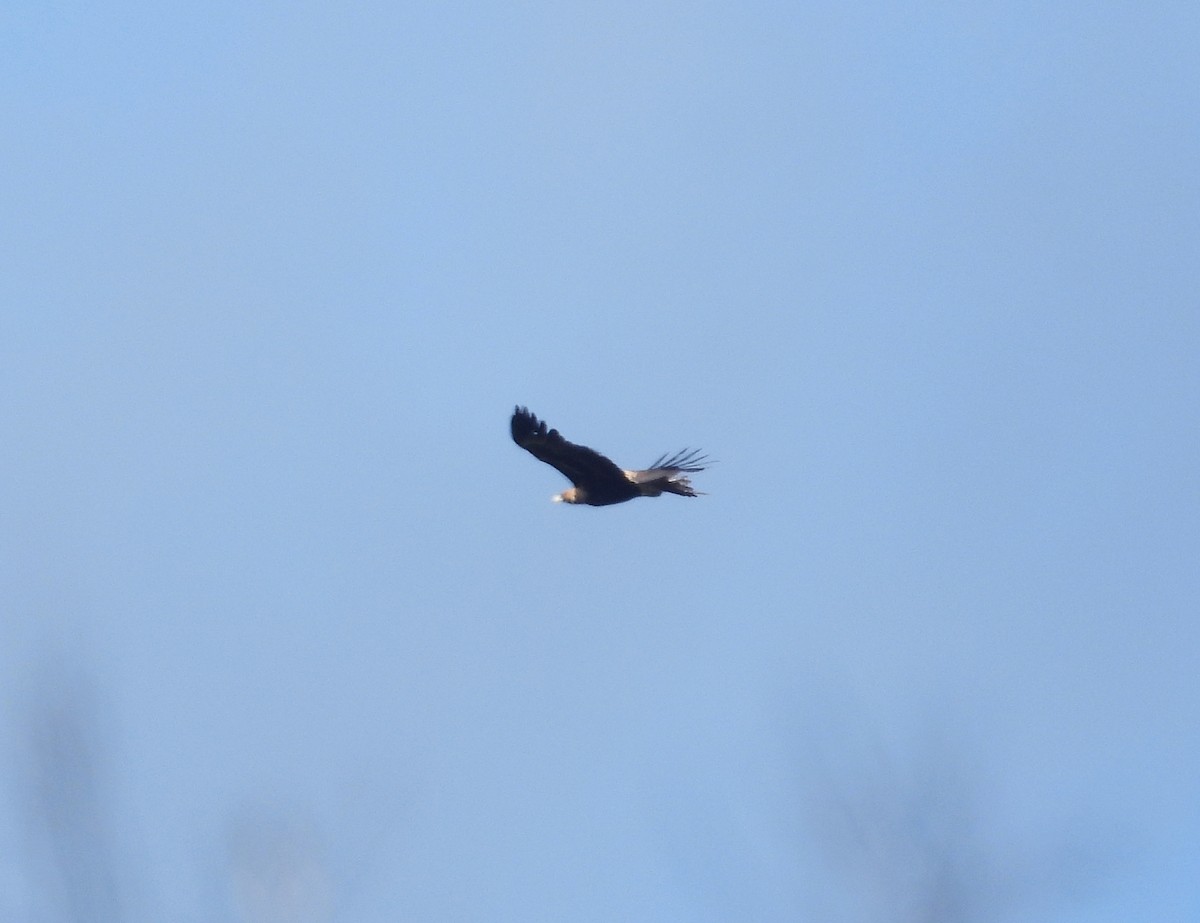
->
510, 406, 708, 506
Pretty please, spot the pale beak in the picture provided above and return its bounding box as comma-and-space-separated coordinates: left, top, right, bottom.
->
551, 494, 563, 503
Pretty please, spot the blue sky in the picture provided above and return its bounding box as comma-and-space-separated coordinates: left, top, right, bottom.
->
2, 2, 1198, 920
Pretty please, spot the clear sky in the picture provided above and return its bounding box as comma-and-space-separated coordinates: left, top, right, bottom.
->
2, 2, 1198, 921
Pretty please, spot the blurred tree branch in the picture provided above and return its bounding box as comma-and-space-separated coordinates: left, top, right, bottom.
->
15, 664, 124, 923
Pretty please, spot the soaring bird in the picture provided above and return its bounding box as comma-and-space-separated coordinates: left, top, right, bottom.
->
510, 406, 709, 506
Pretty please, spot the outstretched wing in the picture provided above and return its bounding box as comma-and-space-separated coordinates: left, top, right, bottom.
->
627, 448, 710, 483
511, 407, 630, 490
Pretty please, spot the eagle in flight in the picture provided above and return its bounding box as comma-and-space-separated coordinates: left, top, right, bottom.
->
511, 406, 709, 506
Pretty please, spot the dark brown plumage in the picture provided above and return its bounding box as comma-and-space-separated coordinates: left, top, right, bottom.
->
510, 406, 708, 506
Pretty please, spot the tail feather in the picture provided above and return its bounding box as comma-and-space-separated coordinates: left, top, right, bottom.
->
626, 449, 711, 498
660, 476, 703, 498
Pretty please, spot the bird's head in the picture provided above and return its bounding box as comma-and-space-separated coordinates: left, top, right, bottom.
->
553, 488, 581, 504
